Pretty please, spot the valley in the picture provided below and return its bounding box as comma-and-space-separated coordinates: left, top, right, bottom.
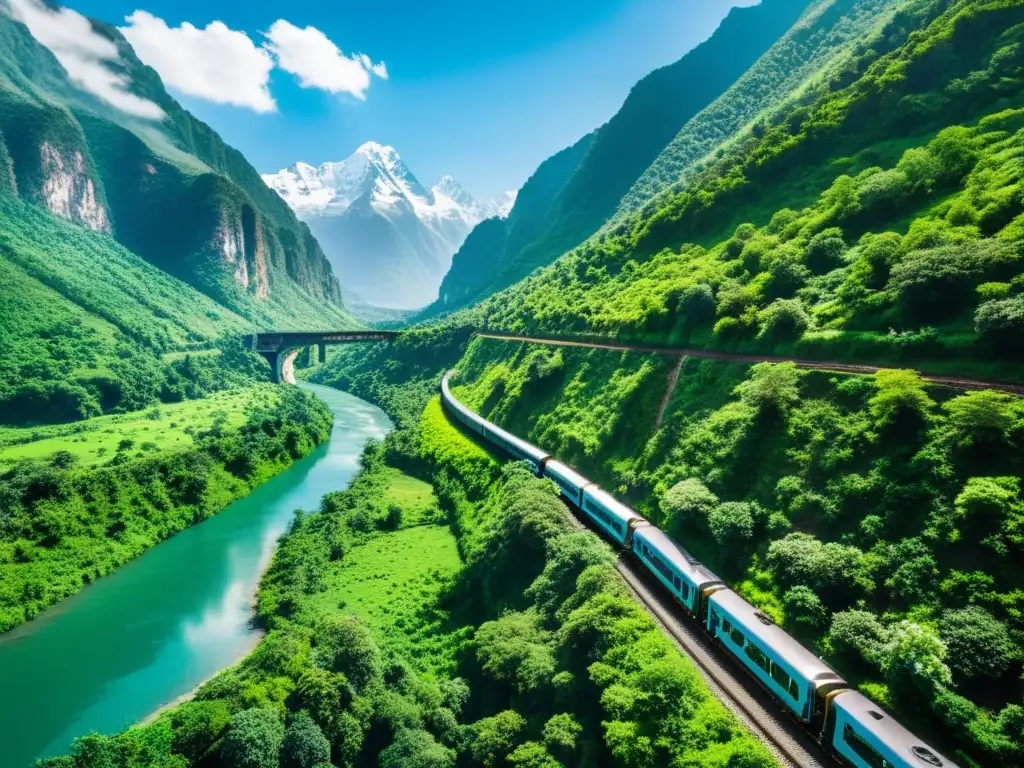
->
1, 0, 1022, 766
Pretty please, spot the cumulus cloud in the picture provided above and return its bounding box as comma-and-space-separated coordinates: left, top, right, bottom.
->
264, 20, 387, 100
5, 0, 164, 119
120, 11, 276, 113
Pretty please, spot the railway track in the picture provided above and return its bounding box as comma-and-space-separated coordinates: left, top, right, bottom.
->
475, 332, 1024, 396
561, 510, 830, 768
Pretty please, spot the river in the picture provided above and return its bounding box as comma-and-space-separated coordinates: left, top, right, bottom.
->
0, 384, 390, 768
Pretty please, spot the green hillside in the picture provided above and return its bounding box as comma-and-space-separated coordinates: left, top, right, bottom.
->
472, 0, 1024, 374
308, 2, 1024, 765
0, 10, 352, 324
428, 0, 908, 319
616, 0, 901, 219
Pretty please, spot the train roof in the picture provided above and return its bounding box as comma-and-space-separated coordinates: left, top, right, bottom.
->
833, 691, 959, 768
709, 589, 845, 685
634, 526, 723, 587
545, 459, 593, 490
584, 485, 646, 524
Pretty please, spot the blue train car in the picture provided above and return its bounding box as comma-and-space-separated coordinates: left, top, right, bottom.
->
483, 424, 548, 473
543, 459, 591, 506
829, 691, 959, 768
441, 372, 487, 437
579, 486, 645, 546
632, 527, 724, 616
707, 590, 845, 722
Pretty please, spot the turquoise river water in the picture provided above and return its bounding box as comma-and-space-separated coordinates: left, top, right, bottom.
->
0, 384, 391, 767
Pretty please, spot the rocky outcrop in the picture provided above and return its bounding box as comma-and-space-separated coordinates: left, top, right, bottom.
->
215, 204, 270, 300
39, 143, 109, 232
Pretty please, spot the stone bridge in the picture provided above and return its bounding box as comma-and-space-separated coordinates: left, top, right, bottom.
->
250, 331, 399, 383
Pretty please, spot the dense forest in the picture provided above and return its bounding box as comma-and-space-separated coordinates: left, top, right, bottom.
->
0, 385, 332, 632
40, 375, 775, 768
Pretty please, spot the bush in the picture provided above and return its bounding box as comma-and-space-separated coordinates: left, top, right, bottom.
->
783, 586, 827, 633
734, 362, 804, 414
939, 606, 1016, 681
221, 708, 285, 768
756, 299, 812, 341
766, 533, 869, 611
662, 478, 718, 529
976, 295, 1024, 354
708, 501, 758, 548
677, 283, 716, 324
826, 610, 889, 668
805, 228, 847, 274
280, 710, 331, 768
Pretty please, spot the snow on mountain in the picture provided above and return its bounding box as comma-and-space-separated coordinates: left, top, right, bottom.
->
261, 143, 516, 309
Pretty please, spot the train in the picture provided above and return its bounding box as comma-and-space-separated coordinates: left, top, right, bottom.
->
440, 371, 957, 768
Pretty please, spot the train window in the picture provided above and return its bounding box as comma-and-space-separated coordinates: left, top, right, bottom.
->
721, 617, 732, 634
729, 624, 745, 648
744, 643, 771, 674
769, 663, 795, 700
842, 724, 892, 768
680, 582, 690, 602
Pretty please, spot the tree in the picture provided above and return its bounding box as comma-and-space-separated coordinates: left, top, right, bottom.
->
280, 710, 331, 768
542, 713, 582, 762
221, 708, 285, 768
939, 606, 1017, 680
783, 586, 827, 634
662, 478, 718, 529
756, 299, 811, 342
879, 621, 952, 707
313, 615, 381, 691
379, 729, 456, 768
954, 476, 1022, 551
169, 700, 232, 762
469, 710, 526, 767
734, 363, 804, 414
507, 742, 560, 768
976, 295, 1024, 355
708, 501, 758, 549
942, 390, 1021, 448
805, 228, 847, 274
867, 370, 934, 431
766, 533, 869, 611
889, 245, 983, 322
677, 283, 716, 324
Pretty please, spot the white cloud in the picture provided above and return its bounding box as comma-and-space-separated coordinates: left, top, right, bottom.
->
5, 0, 164, 119
120, 11, 276, 113
263, 20, 387, 100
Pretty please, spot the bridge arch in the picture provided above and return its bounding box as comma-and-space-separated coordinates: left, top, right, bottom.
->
250, 331, 399, 383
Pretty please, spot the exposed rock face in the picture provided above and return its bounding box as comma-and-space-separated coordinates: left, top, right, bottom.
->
216, 205, 270, 300
39, 142, 109, 232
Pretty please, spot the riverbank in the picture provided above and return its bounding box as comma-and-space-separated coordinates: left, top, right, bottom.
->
0, 384, 391, 767
0, 385, 332, 633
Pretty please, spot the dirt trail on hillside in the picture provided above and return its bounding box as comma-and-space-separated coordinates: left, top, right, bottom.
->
475, 333, 1024, 396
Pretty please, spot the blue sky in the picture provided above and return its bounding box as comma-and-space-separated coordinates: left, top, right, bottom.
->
71, 0, 754, 198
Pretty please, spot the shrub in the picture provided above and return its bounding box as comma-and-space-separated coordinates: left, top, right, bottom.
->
280, 710, 331, 768
783, 586, 827, 633
805, 228, 847, 274
976, 295, 1024, 354
939, 606, 1017, 681
221, 708, 285, 768
756, 299, 812, 341
826, 610, 889, 668
677, 283, 716, 324
867, 370, 934, 431
662, 478, 718, 529
734, 362, 804, 414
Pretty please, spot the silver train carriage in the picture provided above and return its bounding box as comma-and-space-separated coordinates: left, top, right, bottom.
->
632, 526, 724, 617
707, 589, 846, 724
542, 459, 591, 507
580, 485, 647, 546
827, 690, 959, 768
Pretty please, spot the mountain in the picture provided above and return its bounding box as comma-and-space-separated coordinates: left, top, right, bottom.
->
0, 7, 352, 327
263, 143, 516, 309
433, 133, 595, 310
425, 0, 815, 316
616, 0, 902, 219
